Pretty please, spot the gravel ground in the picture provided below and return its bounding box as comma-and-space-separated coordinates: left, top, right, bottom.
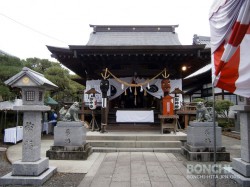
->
0, 159, 85, 187
0, 137, 85, 187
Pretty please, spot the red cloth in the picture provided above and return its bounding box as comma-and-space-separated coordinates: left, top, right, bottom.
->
210, 0, 250, 97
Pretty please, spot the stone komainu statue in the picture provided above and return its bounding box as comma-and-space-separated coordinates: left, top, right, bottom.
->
61, 102, 80, 121
195, 102, 213, 122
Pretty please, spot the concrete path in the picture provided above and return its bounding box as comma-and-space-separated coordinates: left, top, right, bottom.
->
222, 135, 241, 160
78, 152, 204, 187
6, 140, 101, 173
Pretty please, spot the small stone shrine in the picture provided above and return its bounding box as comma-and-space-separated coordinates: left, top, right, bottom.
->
46, 102, 92, 160
0, 67, 58, 186
181, 102, 230, 161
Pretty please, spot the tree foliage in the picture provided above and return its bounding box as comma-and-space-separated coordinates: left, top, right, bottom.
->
0, 55, 84, 103
0, 55, 23, 100
192, 98, 205, 103
215, 99, 234, 120
22, 58, 54, 73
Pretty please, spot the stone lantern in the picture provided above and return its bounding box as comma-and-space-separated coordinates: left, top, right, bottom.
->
0, 67, 58, 186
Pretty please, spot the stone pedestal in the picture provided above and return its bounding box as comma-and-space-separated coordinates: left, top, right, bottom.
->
46, 121, 92, 160
181, 121, 230, 161
225, 105, 250, 186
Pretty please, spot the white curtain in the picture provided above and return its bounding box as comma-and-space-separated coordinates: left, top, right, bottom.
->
84, 78, 183, 102
108, 77, 131, 100
137, 78, 182, 101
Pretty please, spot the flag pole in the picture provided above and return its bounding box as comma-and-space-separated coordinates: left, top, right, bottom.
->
212, 80, 217, 187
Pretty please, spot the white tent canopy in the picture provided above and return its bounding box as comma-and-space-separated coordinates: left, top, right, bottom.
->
0, 99, 23, 110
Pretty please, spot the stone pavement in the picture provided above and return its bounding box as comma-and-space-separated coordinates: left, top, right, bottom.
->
4, 133, 241, 187
78, 152, 204, 187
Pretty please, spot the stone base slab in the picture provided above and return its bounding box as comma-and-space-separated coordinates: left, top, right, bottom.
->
224, 167, 250, 187
232, 158, 250, 177
51, 145, 88, 151
185, 143, 226, 152
0, 166, 56, 186
54, 121, 86, 146
181, 146, 230, 162
12, 157, 49, 176
46, 143, 92, 160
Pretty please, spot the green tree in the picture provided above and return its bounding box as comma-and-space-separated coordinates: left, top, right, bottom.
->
44, 65, 84, 103
0, 55, 84, 103
68, 74, 85, 100
45, 66, 70, 91
215, 99, 234, 121
0, 55, 23, 100
22, 57, 55, 73
192, 98, 205, 103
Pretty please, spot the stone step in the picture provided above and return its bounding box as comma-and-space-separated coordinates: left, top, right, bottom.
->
92, 147, 181, 153
86, 132, 186, 153
86, 134, 187, 141
87, 140, 181, 148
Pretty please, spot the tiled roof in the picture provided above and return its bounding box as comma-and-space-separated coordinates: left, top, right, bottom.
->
87, 25, 182, 46
5, 67, 58, 90
193, 34, 211, 48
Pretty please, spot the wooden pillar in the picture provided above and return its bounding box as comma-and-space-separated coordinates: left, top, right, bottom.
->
100, 100, 108, 133
184, 114, 189, 129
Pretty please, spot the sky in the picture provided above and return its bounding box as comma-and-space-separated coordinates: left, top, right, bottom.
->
0, 0, 214, 61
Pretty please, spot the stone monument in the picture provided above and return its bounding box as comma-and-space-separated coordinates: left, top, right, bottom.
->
0, 67, 58, 186
182, 102, 230, 161
224, 103, 250, 186
46, 102, 92, 160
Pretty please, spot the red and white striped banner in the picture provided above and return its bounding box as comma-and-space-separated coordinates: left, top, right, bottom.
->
210, 0, 250, 97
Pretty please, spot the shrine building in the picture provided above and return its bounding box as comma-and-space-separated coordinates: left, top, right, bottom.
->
47, 25, 212, 128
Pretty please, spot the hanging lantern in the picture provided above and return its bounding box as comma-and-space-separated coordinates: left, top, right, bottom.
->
140, 85, 143, 92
